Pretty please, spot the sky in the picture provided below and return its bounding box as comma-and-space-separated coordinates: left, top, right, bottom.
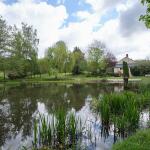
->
0, 0, 150, 60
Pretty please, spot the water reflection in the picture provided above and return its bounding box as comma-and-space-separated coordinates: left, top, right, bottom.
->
0, 83, 149, 150
114, 84, 124, 92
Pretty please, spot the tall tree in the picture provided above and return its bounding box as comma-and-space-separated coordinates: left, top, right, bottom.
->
37, 58, 49, 77
0, 16, 11, 80
46, 41, 68, 78
105, 51, 117, 68
21, 23, 39, 76
64, 51, 74, 74
72, 47, 86, 75
9, 23, 39, 78
87, 40, 106, 75
140, 0, 150, 28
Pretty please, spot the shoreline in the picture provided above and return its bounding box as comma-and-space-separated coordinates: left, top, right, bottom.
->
0, 77, 145, 87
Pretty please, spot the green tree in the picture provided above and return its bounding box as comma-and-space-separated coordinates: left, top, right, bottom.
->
9, 27, 27, 78
46, 41, 68, 78
9, 23, 39, 79
0, 16, 11, 80
140, 0, 150, 28
87, 40, 106, 75
21, 23, 39, 76
64, 51, 74, 74
37, 58, 49, 77
72, 47, 86, 75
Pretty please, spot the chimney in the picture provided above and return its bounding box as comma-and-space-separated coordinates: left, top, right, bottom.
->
126, 54, 128, 58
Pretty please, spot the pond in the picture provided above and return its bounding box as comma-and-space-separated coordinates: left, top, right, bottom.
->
0, 83, 149, 150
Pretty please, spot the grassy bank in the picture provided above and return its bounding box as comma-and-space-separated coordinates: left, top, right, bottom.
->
112, 129, 150, 150
0, 72, 149, 86
0, 73, 109, 86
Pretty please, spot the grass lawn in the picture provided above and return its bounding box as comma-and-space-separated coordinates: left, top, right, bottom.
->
112, 129, 150, 150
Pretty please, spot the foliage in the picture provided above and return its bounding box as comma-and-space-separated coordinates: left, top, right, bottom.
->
46, 41, 69, 77
87, 40, 106, 75
37, 58, 49, 75
0, 16, 129, 80
123, 61, 129, 77
0, 16, 11, 79
64, 51, 74, 73
0, 16, 39, 80
104, 51, 117, 68
112, 129, 150, 150
140, 0, 150, 28
131, 60, 150, 76
103, 51, 117, 76
72, 47, 86, 75
10, 23, 39, 77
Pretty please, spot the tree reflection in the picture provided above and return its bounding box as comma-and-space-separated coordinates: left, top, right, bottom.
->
0, 83, 115, 148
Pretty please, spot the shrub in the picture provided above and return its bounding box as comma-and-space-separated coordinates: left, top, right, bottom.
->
131, 60, 150, 76
7, 71, 26, 80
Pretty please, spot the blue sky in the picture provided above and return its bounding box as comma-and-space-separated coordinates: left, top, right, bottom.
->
1, 0, 119, 28
0, 0, 150, 59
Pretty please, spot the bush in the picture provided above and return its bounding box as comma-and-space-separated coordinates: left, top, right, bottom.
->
7, 72, 26, 80
131, 60, 150, 76
131, 66, 141, 76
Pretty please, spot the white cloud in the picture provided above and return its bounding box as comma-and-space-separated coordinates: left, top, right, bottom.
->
94, 18, 150, 60
59, 0, 150, 59
0, 0, 68, 57
84, 0, 122, 12
0, 0, 150, 59
75, 11, 91, 20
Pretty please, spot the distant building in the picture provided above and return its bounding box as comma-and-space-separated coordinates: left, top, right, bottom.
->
114, 54, 136, 76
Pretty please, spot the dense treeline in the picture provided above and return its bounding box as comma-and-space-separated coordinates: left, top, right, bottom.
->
0, 16, 116, 80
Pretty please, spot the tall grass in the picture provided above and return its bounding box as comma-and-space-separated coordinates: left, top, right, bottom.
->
92, 91, 146, 138
138, 83, 150, 105
32, 109, 84, 149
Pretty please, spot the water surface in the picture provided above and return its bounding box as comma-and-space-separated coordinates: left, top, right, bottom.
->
0, 83, 149, 150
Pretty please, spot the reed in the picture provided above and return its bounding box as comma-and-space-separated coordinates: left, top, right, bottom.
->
92, 91, 142, 138
32, 109, 84, 150
138, 83, 150, 105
